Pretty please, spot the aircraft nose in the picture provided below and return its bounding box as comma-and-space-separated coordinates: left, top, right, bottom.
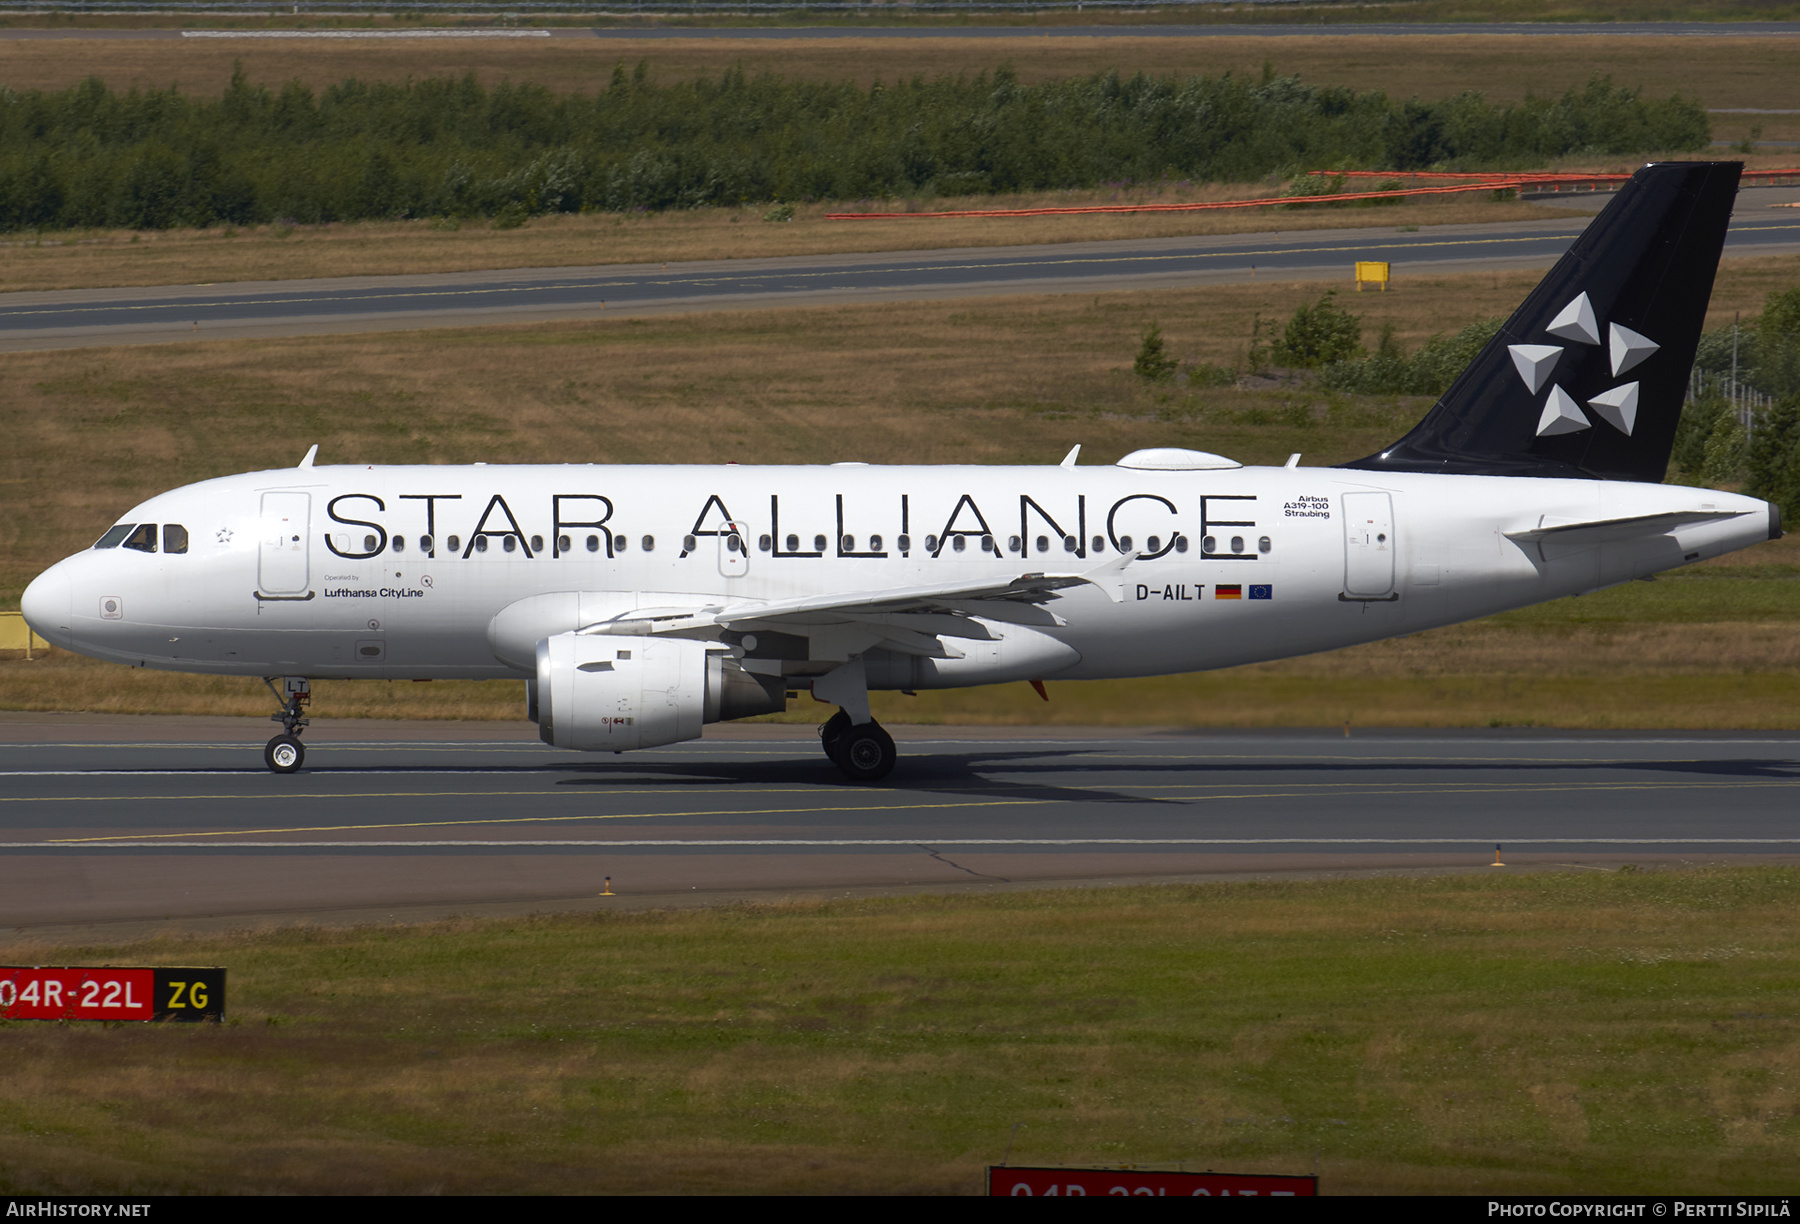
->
21, 563, 72, 644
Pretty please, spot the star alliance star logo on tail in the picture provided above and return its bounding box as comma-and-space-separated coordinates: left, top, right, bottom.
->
1507, 291, 1661, 439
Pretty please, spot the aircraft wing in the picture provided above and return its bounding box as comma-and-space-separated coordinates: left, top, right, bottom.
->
717, 556, 1134, 621
577, 553, 1136, 641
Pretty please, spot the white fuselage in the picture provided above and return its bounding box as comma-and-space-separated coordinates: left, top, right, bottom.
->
20, 462, 1774, 690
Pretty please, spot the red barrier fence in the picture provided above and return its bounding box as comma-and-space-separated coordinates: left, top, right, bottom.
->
824, 167, 1800, 221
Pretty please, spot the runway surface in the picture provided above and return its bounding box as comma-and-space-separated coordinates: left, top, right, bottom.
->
7, 203, 1800, 353
2, 717, 1797, 937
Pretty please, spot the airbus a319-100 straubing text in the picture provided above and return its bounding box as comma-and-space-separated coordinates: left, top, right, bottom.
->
20, 163, 1779, 781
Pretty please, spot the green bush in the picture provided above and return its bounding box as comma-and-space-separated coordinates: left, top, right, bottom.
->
1745, 400, 1800, 521
1270, 292, 1363, 369
1319, 317, 1504, 395
1134, 322, 1178, 382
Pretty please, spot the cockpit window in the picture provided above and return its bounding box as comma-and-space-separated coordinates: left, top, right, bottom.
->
163, 524, 189, 554
122, 523, 157, 553
93, 524, 135, 549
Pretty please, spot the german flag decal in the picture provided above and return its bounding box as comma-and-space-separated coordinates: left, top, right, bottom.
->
1215, 585, 1242, 599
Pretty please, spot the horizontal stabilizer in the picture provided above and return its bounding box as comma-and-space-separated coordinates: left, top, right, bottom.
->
1504, 509, 1743, 548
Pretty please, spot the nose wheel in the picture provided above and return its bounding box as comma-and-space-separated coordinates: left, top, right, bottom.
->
262, 676, 311, 774
265, 734, 305, 773
819, 709, 895, 782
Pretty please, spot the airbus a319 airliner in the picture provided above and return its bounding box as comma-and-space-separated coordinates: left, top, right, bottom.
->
20, 163, 1778, 781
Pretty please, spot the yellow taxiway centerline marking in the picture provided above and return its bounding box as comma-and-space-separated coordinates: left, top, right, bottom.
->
39, 778, 1798, 843
47, 798, 1041, 843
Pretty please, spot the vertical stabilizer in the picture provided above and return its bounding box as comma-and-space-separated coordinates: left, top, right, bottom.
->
1342, 162, 1740, 483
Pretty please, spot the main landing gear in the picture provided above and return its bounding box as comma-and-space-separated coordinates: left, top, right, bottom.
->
263, 676, 311, 774
820, 709, 896, 783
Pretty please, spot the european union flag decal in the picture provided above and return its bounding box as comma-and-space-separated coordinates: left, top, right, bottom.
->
1249, 585, 1273, 600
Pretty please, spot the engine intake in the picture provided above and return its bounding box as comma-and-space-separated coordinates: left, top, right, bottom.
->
534, 632, 784, 752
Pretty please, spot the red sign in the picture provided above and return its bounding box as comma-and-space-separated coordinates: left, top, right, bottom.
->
990, 1167, 1317, 1196
1, 967, 224, 1022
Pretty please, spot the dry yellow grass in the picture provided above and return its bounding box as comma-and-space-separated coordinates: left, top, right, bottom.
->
3, 32, 1796, 134
0, 192, 1600, 295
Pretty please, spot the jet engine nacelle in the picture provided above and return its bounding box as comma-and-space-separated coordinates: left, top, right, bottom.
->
534, 631, 785, 751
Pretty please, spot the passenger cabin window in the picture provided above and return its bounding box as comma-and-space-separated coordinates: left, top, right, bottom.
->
94, 524, 135, 549
123, 523, 157, 553
163, 524, 189, 554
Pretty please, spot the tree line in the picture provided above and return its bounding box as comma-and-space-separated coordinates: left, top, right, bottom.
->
0, 65, 1711, 232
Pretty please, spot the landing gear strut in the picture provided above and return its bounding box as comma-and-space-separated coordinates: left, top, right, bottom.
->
263, 676, 310, 774
819, 709, 895, 783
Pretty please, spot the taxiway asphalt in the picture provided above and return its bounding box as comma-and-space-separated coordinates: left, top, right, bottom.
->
6, 201, 1800, 353
2, 718, 1795, 937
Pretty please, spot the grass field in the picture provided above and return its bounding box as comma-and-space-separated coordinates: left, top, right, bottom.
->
4, 31, 1796, 135
4, 256, 1800, 728
4, 869, 1799, 1194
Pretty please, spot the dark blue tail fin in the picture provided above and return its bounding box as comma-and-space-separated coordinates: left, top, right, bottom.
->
1342, 161, 1740, 483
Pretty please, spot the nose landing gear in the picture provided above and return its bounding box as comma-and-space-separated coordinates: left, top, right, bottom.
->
262, 676, 311, 774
